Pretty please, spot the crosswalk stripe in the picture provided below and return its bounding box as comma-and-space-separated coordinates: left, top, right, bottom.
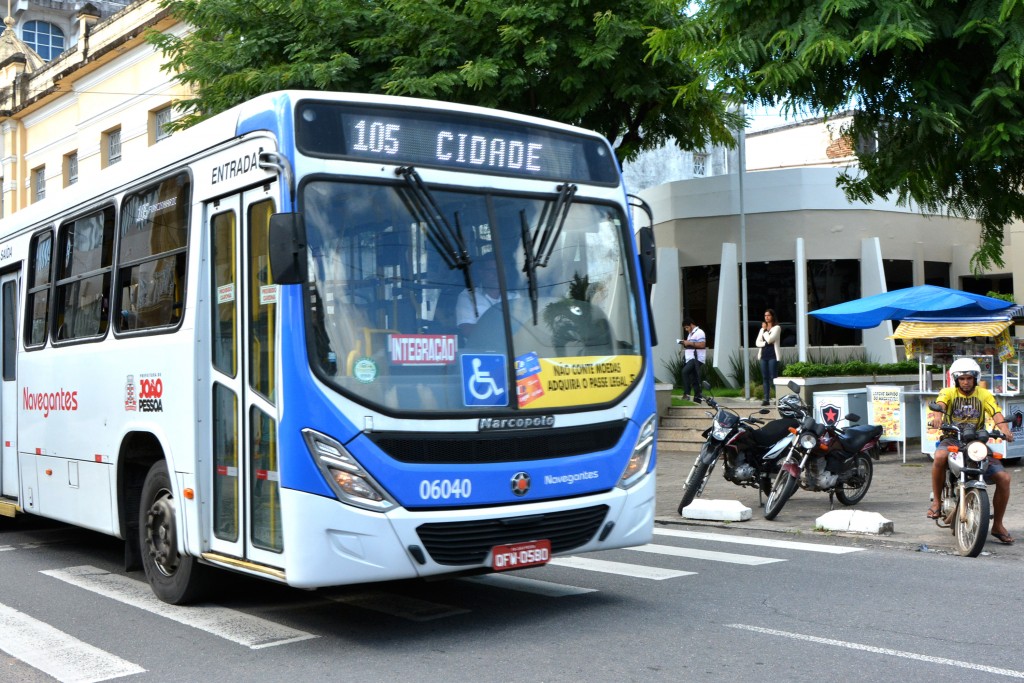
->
462, 573, 597, 597
654, 528, 864, 554
549, 556, 695, 579
630, 543, 784, 565
0, 601, 145, 682
41, 565, 317, 649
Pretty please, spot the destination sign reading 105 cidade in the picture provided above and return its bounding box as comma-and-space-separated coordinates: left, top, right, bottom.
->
295, 101, 619, 185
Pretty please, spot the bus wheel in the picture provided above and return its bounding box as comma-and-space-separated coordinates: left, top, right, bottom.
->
140, 460, 211, 604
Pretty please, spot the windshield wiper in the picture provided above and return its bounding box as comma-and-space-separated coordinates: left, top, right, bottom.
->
395, 166, 477, 311
521, 183, 577, 323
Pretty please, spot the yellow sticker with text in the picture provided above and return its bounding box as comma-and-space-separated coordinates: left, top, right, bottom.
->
517, 355, 643, 409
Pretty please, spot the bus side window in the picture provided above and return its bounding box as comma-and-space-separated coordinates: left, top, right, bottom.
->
116, 173, 190, 333
25, 230, 53, 348
53, 207, 115, 342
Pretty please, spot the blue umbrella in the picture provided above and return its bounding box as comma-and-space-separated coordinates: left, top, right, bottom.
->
809, 285, 1014, 329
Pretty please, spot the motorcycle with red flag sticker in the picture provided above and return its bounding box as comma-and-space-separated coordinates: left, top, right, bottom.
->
764, 383, 883, 520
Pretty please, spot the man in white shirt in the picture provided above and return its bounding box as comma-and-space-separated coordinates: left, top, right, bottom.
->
457, 256, 503, 337
678, 316, 707, 402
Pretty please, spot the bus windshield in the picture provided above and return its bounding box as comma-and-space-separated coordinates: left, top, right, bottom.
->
302, 178, 643, 414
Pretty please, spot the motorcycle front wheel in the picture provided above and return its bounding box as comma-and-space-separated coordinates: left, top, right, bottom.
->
764, 466, 799, 520
955, 487, 990, 558
678, 447, 718, 514
834, 453, 874, 505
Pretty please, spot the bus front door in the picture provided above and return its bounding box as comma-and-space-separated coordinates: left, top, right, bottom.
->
207, 187, 283, 568
0, 271, 18, 505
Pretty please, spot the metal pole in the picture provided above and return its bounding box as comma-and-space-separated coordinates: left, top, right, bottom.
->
738, 110, 750, 399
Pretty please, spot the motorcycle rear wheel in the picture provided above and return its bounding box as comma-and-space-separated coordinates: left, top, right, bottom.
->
955, 487, 990, 558
764, 467, 798, 520
834, 453, 874, 505
678, 453, 717, 514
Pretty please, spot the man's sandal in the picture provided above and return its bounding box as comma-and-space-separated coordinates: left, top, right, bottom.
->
992, 530, 1015, 545
926, 506, 941, 519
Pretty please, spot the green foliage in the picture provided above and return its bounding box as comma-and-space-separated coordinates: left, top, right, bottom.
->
986, 290, 1016, 302
781, 359, 918, 378
661, 350, 728, 388
650, 0, 1024, 271
148, 0, 738, 162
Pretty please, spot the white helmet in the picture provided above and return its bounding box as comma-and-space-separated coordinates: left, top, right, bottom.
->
949, 357, 981, 381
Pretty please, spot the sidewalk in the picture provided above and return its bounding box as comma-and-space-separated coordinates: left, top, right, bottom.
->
654, 401, 1024, 557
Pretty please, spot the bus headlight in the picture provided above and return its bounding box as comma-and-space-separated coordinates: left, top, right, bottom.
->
618, 415, 655, 490
302, 428, 396, 512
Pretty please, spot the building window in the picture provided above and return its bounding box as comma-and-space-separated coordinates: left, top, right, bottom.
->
104, 128, 122, 166
22, 21, 65, 61
33, 166, 45, 202
64, 152, 78, 187
807, 259, 862, 346
152, 106, 173, 143
692, 152, 708, 177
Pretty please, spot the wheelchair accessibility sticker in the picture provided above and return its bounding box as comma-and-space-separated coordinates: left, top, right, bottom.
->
461, 354, 508, 406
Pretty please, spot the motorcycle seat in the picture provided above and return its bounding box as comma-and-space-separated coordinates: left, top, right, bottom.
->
838, 424, 883, 451
751, 418, 800, 447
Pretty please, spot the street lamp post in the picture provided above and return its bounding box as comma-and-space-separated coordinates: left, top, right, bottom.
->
738, 111, 750, 399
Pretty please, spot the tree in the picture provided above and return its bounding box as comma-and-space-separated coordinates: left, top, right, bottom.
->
648, 0, 1024, 271
148, 0, 740, 162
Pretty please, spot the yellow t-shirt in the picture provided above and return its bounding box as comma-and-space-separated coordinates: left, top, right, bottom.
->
935, 385, 1000, 430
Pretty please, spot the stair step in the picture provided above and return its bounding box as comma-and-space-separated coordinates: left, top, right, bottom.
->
657, 400, 782, 453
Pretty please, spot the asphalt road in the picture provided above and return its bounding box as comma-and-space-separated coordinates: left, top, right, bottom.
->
4, 512, 1024, 683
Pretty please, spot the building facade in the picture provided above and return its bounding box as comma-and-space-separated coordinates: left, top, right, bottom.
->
633, 116, 1021, 387
0, 0, 188, 219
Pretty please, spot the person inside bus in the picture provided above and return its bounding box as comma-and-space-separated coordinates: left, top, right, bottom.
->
927, 357, 1015, 544
456, 255, 517, 339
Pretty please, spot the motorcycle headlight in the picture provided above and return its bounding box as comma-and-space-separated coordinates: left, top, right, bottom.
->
619, 414, 655, 489
303, 428, 396, 512
966, 440, 989, 463
711, 424, 731, 440
798, 432, 819, 450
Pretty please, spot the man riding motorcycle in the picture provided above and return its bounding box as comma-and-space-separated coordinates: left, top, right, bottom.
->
927, 357, 1015, 545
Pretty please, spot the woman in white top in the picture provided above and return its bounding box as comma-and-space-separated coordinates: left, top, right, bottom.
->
755, 308, 782, 406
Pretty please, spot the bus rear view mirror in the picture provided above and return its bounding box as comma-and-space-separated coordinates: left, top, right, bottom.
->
268, 212, 307, 284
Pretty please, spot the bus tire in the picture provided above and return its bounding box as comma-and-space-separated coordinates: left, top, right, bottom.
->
140, 460, 212, 605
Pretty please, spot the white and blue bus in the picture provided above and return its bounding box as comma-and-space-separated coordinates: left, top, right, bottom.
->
0, 91, 658, 603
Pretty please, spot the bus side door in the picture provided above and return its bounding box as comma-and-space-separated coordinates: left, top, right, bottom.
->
0, 270, 17, 504
206, 185, 283, 567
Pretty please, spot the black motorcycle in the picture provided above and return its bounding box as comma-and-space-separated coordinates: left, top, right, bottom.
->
677, 385, 800, 514
764, 386, 882, 520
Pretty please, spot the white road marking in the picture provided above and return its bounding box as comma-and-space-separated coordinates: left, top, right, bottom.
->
630, 543, 784, 565
548, 556, 695, 579
462, 573, 598, 597
41, 565, 317, 649
730, 624, 1024, 678
0, 602, 145, 682
655, 527, 863, 553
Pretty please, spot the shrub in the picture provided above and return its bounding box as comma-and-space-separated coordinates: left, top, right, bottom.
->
781, 359, 918, 378
661, 350, 728, 389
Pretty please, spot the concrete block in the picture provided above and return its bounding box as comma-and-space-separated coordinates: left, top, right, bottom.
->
682, 499, 752, 522
816, 509, 894, 535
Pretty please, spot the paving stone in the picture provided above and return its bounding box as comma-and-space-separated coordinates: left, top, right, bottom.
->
681, 499, 752, 522
816, 509, 894, 535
